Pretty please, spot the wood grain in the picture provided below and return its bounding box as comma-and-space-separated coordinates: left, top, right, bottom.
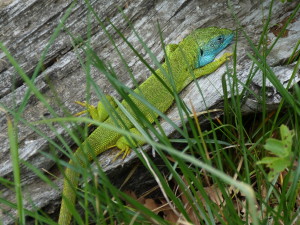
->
0, 0, 299, 223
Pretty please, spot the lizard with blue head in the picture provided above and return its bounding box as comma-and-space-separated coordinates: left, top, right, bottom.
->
191, 27, 234, 67
58, 27, 234, 224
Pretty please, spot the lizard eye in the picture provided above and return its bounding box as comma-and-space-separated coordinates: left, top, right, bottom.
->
217, 35, 224, 43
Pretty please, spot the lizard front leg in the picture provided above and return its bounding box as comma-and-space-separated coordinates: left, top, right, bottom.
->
193, 52, 232, 78
113, 127, 146, 159
75, 96, 146, 160
75, 95, 117, 122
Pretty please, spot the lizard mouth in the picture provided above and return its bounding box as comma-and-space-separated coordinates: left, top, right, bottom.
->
222, 33, 234, 50
217, 33, 234, 56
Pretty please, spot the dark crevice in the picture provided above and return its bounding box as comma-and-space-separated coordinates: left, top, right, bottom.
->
11, 55, 60, 91
171, 0, 191, 19
277, 50, 300, 66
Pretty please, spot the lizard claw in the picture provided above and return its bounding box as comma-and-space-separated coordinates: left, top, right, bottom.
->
220, 52, 233, 61
113, 146, 131, 161
74, 101, 97, 118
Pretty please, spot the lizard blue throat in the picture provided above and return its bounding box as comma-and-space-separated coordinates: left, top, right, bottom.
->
196, 29, 234, 68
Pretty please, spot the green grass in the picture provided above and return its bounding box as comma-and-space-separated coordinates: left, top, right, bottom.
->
1, 0, 299, 224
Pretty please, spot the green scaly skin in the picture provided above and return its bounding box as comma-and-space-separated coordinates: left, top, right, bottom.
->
58, 27, 234, 224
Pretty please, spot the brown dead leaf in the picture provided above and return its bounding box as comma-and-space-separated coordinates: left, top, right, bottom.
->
269, 15, 296, 38
195, 184, 224, 209
124, 190, 145, 206
204, 185, 224, 206
144, 198, 160, 212
163, 208, 179, 224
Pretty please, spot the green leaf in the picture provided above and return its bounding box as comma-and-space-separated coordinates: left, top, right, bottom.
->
280, 124, 294, 152
267, 157, 291, 180
257, 156, 279, 165
269, 157, 290, 173
263, 138, 288, 157
258, 125, 294, 181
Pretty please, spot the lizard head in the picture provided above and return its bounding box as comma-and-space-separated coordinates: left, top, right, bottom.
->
193, 27, 234, 68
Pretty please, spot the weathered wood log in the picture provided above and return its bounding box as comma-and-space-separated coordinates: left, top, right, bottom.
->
0, 0, 299, 223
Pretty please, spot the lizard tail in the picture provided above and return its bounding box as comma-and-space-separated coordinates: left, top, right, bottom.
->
57, 128, 120, 224
58, 159, 80, 225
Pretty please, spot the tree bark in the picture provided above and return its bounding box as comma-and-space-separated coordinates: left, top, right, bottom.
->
0, 0, 299, 223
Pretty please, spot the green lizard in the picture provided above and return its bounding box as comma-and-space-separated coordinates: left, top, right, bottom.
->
58, 27, 234, 224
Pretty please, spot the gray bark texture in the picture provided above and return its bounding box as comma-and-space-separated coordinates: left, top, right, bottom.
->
0, 0, 299, 224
